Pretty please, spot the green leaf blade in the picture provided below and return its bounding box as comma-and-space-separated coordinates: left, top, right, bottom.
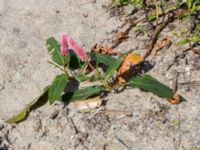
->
6, 108, 28, 124
148, 15, 156, 22
128, 75, 174, 99
48, 74, 68, 104
104, 54, 126, 81
62, 85, 103, 103
177, 38, 191, 46
95, 53, 116, 66
75, 74, 89, 82
46, 37, 64, 65
6, 89, 48, 124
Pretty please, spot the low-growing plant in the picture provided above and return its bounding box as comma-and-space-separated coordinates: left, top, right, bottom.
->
186, 0, 200, 15
177, 24, 200, 46
115, 0, 143, 7
6, 33, 185, 124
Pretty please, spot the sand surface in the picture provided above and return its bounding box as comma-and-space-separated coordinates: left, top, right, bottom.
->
0, 0, 200, 149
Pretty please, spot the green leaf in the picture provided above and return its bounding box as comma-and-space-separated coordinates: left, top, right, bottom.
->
181, 14, 190, 21
170, 120, 180, 126
104, 54, 126, 81
88, 52, 116, 67
62, 85, 103, 103
89, 74, 101, 82
187, 0, 192, 9
192, 35, 200, 43
148, 15, 156, 22
75, 74, 89, 82
128, 75, 174, 99
95, 53, 116, 66
195, 24, 200, 32
115, 0, 129, 6
177, 38, 191, 46
48, 74, 68, 104
46, 37, 63, 65
190, 2, 197, 14
46, 37, 64, 65
6, 89, 49, 124
196, 147, 200, 150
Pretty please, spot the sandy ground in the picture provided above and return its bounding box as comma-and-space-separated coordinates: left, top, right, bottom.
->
0, 0, 200, 150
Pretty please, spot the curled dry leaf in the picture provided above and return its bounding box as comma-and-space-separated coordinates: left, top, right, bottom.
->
153, 37, 172, 56
91, 44, 121, 56
117, 52, 144, 85
118, 53, 144, 75
72, 96, 102, 110
168, 94, 181, 104
112, 32, 128, 44
192, 48, 200, 55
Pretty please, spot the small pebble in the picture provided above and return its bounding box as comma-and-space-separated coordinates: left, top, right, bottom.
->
83, 13, 88, 18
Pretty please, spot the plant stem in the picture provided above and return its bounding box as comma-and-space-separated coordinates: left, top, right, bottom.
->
87, 60, 96, 74
47, 61, 64, 71
63, 58, 70, 78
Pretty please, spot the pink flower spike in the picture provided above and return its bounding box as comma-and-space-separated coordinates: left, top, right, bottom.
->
67, 37, 88, 61
60, 33, 68, 56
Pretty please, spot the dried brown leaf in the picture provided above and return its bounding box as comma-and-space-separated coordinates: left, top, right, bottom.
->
112, 32, 128, 44
116, 52, 144, 85
153, 37, 172, 56
168, 94, 181, 104
72, 96, 102, 110
91, 44, 121, 56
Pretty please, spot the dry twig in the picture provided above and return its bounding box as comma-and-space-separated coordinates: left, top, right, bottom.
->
91, 44, 121, 56
143, 13, 175, 59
